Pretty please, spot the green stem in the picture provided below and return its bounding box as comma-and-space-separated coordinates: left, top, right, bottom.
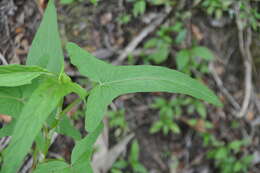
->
42, 95, 87, 159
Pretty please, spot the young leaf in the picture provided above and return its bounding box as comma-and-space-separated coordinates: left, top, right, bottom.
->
191, 46, 214, 60
129, 140, 140, 162
56, 115, 82, 141
71, 123, 103, 164
1, 79, 72, 173
176, 49, 190, 70
133, 0, 146, 17
32, 160, 70, 173
70, 124, 103, 172
148, 43, 170, 64
0, 65, 50, 87
26, 0, 64, 74
66, 43, 222, 132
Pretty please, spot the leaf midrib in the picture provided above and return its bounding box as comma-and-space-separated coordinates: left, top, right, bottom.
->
0, 95, 25, 103
100, 76, 215, 101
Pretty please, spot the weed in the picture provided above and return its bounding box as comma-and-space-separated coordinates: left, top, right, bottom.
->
201, 133, 253, 173
111, 140, 148, 173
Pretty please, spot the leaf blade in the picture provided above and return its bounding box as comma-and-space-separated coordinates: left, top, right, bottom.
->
0, 87, 24, 117
0, 65, 50, 87
71, 123, 103, 164
26, 0, 64, 74
1, 79, 70, 173
67, 43, 222, 132
32, 160, 69, 173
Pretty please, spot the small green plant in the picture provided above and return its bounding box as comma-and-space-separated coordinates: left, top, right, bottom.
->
176, 46, 214, 75
127, 0, 147, 17
238, 1, 260, 31
201, 0, 234, 19
201, 133, 253, 173
108, 109, 129, 137
0, 1, 221, 173
60, 0, 99, 5
110, 140, 147, 173
149, 96, 209, 135
149, 97, 181, 135
117, 14, 132, 24
144, 22, 187, 64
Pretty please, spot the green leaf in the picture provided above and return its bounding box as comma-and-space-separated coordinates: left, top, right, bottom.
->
0, 77, 42, 120
0, 87, 24, 117
133, 163, 148, 173
133, 0, 146, 17
60, 0, 75, 4
169, 122, 180, 134
66, 43, 222, 132
35, 131, 46, 153
70, 123, 101, 172
149, 121, 163, 134
195, 102, 207, 118
71, 123, 103, 164
176, 49, 190, 70
148, 43, 170, 64
129, 140, 140, 162
26, 0, 64, 74
0, 120, 16, 138
191, 46, 214, 60
32, 160, 70, 173
56, 115, 81, 140
0, 65, 50, 87
71, 157, 93, 173
1, 79, 71, 173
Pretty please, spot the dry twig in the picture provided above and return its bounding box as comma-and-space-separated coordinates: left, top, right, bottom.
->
209, 62, 240, 111
236, 15, 253, 118
0, 52, 8, 65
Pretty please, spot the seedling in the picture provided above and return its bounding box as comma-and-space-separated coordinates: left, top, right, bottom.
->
0, 1, 221, 173
150, 96, 209, 135
201, 133, 253, 173
201, 0, 233, 19
108, 109, 129, 137
111, 140, 147, 173
176, 46, 214, 75
149, 97, 181, 135
208, 140, 253, 173
144, 22, 187, 64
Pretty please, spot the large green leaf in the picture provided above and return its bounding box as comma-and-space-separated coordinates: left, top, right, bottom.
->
1, 79, 72, 173
0, 65, 51, 87
66, 43, 222, 132
26, 0, 64, 74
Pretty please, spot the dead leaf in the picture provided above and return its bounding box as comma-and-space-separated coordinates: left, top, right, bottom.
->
191, 24, 204, 41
